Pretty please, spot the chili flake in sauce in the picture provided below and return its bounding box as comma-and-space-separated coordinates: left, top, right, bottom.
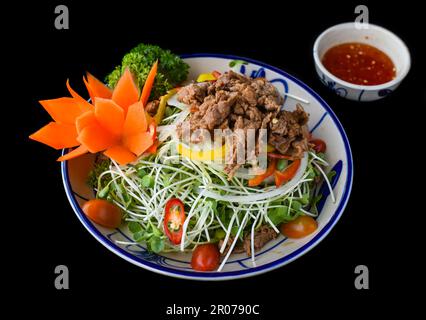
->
322, 42, 396, 85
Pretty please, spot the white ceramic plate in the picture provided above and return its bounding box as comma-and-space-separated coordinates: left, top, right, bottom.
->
62, 54, 353, 280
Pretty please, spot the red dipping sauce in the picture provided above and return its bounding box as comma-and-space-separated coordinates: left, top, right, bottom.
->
322, 42, 396, 85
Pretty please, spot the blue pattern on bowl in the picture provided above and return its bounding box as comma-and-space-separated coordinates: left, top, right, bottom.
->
319, 73, 348, 98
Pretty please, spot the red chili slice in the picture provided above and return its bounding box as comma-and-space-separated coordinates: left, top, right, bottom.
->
163, 198, 186, 244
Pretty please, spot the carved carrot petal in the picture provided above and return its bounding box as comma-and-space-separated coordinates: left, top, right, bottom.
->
123, 132, 153, 156
57, 144, 89, 161
85, 72, 113, 99
123, 101, 148, 136
104, 145, 136, 165
30, 122, 79, 150
66, 79, 93, 110
77, 122, 118, 153
140, 60, 158, 107
40, 97, 92, 125
76, 110, 97, 134
112, 68, 139, 113
94, 98, 125, 136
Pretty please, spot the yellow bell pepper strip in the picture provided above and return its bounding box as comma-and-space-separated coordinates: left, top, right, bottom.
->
248, 159, 277, 187
154, 88, 178, 125
274, 159, 301, 187
196, 73, 217, 82
176, 143, 225, 162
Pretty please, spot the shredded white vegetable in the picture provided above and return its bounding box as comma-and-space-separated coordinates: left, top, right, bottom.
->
92, 95, 337, 271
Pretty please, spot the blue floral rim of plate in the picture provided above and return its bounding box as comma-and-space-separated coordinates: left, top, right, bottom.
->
61, 53, 354, 281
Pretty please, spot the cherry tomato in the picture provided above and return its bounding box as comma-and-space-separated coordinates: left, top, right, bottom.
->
82, 199, 122, 228
191, 244, 220, 271
310, 139, 327, 153
164, 198, 186, 244
280, 216, 318, 238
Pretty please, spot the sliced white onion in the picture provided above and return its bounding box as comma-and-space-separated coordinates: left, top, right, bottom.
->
167, 93, 188, 110
198, 153, 308, 203
157, 110, 190, 142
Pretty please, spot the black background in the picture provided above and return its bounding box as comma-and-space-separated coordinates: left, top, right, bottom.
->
7, 0, 424, 315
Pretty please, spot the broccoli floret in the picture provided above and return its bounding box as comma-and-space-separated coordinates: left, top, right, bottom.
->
105, 43, 189, 99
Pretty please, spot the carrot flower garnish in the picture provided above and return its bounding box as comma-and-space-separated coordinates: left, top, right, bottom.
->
30, 62, 158, 165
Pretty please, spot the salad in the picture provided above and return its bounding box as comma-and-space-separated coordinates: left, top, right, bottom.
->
30, 44, 335, 272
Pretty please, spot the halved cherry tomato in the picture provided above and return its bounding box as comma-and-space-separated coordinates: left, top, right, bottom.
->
164, 198, 186, 244
248, 159, 277, 187
280, 216, 318, 238
82, 199, 122, 228
310, 139, 326, 153
191, 243, 220, 271
274, 159, 301, 187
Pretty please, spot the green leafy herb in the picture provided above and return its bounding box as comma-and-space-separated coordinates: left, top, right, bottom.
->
310, 194, 323, 215
207, 199, 218, 213
136, 168, 147, 178
327, 170, 337, 181
317, 152, 326, 160
307, 166, 316, 180
128, 220, 164, 252
300, 193, 310, 205
150, 222, 163, 238
133, 230, 149, 242
291, 201, 302, 212
231, 226, 242, 239
141, 175, 154, 188
162, 173, 171, 187
149, 236, 165, 253
118, 184, 130, 203
268, 206, 290, 225
229, 60, 248, 68
128, 221, 142, 233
